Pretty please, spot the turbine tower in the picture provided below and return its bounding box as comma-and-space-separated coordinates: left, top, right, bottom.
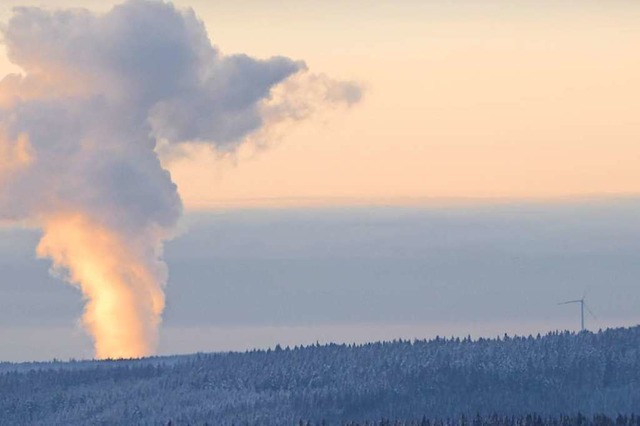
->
558, 296, 595, 331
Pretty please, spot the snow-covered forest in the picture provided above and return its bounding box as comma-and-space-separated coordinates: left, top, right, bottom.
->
1, 326, 640, 425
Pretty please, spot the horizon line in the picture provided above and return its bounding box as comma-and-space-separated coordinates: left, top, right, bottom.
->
183, 192, 640, 212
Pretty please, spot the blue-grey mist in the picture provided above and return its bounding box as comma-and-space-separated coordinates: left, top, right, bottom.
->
1, 198, 640, 361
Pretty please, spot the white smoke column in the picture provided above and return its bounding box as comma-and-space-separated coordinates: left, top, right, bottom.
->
36, 214, 170, 359
0, 0, 361, 359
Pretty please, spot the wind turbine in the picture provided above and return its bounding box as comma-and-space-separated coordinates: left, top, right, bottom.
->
558, 295, 596, 332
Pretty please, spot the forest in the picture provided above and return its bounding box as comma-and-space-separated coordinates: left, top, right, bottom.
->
1, 326, 640, 425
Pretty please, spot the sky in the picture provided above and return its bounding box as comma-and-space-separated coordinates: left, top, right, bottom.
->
3, 0, 640, 207
0, 0, 639, 361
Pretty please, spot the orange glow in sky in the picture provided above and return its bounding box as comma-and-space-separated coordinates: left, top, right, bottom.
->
2, 1, 640, 209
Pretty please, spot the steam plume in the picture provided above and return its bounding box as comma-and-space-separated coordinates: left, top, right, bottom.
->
0, 0, 361, 358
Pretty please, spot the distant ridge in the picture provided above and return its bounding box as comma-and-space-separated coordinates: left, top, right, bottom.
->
1, 326, 640, 425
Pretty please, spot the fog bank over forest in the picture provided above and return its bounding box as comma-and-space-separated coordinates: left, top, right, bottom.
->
1, 199, 640, 361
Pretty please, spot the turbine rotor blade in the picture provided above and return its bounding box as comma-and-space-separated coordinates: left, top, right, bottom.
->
585, 303, 597, 319
558, 300, 581, 305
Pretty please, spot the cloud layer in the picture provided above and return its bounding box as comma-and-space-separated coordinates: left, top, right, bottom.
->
0, 0, 361, 358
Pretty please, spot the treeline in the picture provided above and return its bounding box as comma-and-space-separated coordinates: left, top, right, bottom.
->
169, 414, 640, 426
1, 326, 640, 425
328, 413, 640, 426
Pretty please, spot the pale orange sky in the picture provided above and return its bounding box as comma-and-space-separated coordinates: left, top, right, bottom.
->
2, 0, 640, 209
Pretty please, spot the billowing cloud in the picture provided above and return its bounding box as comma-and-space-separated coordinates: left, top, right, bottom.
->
0, 0, 361, 358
